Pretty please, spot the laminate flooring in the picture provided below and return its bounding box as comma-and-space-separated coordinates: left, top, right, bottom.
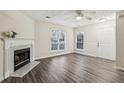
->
2, 53, 124, 83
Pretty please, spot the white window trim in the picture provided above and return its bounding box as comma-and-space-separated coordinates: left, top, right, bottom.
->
50, 29, 66, 53
75, 31, 84, 51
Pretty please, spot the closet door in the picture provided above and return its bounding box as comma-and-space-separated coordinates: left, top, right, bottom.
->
97, 24, 116, 60
74, 20, 116, 60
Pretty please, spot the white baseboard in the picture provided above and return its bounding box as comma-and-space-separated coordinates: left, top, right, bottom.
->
35, 52, 73, 60
74, 51, 115, 61
115, 65, 124, 71
35, 51, 96, 60
74, 51, 97, 57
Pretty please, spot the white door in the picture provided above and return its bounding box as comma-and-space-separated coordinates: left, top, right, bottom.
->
74, 20, 116, 60
97, 27, 116, 60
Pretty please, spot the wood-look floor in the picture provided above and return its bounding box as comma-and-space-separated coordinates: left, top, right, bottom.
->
2, 53, 124, 83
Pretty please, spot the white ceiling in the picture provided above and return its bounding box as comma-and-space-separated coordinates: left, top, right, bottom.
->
21, 10, 117, 27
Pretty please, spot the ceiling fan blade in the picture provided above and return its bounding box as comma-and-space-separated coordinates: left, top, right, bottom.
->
75, 10, 84, 17
75, 10, 82, 15
85, 16, 92, 20
83, 10, 96, 14
75, 10, 93, 20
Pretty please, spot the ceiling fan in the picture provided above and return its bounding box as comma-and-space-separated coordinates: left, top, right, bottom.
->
75, 10, 96, 20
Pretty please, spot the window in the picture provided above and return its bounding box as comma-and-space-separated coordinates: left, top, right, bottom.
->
77, 32, 84, 49
51, 30, 65, 51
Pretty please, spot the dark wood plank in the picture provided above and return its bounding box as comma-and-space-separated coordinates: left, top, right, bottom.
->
2, 53, 124, 83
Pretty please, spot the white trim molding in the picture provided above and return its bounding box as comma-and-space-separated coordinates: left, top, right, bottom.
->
0, 75, 4, 82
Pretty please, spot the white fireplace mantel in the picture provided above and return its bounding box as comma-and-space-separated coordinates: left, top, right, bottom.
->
3, 38, 34, 79
4, 38, 34, 49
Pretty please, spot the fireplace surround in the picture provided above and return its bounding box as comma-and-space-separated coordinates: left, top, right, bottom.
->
3, 38, 34, 79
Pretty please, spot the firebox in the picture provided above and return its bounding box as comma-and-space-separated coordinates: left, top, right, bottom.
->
14, 48, 30, 71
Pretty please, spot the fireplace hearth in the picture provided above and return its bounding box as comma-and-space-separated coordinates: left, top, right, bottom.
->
14, 48, 30, 71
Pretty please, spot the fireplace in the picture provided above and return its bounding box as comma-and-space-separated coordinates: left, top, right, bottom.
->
14, 48, 30, 71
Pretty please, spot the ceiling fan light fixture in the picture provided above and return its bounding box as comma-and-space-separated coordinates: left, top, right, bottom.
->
76, 16, 82, 20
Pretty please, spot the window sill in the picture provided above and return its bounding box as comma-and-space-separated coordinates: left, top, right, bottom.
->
75, 48, 84, 52
50, 49, 65, 53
